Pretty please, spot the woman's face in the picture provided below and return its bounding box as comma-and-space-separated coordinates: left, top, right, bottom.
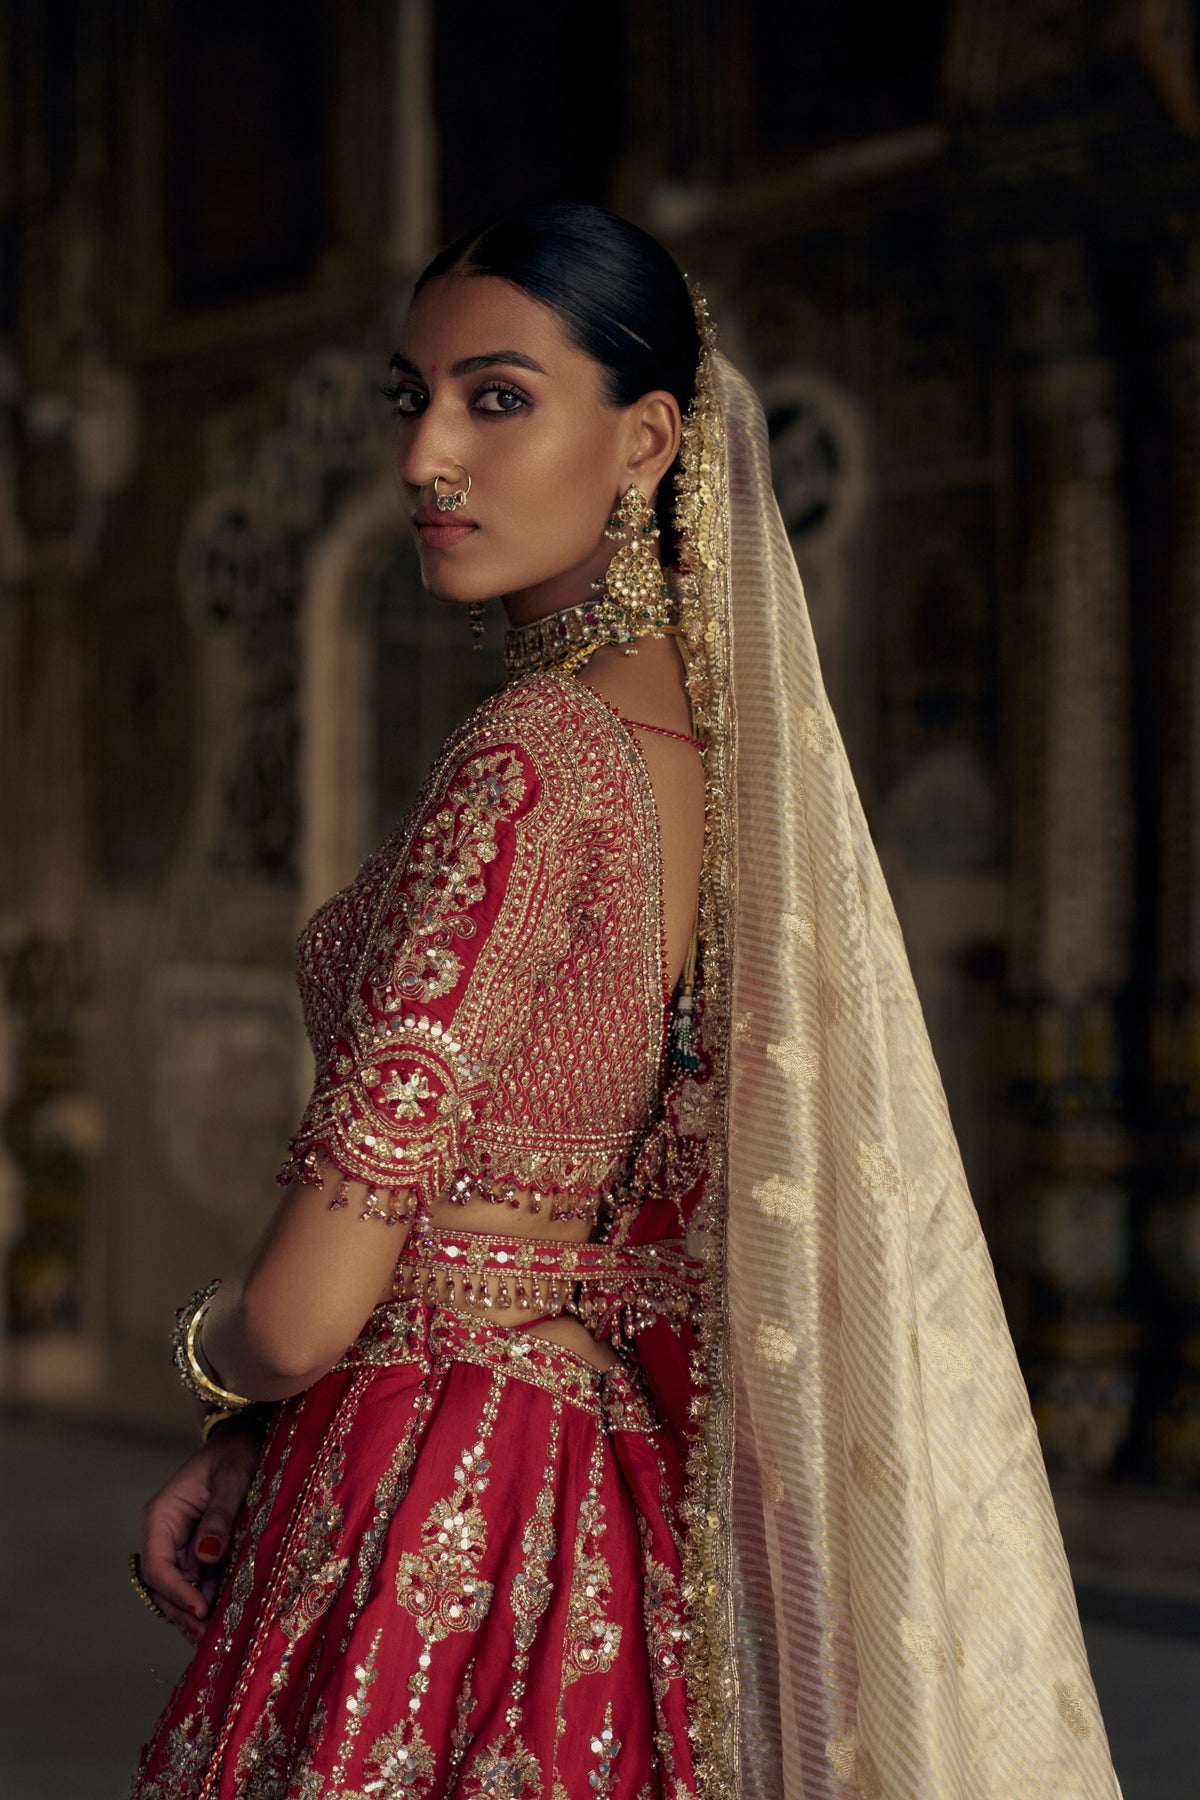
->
390, 273, 676, 623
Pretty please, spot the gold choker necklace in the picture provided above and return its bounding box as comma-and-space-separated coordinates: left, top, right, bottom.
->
503, 587, 676, 681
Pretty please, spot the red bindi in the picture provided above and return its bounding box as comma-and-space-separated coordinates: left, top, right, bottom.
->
431, 363, 438, 373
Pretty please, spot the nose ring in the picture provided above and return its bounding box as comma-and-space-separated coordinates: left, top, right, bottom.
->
434, 470, 472, 512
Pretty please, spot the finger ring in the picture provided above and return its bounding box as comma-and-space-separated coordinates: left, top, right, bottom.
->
128, 1551, 167, 1621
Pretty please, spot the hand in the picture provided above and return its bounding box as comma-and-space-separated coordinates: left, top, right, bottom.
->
139, 1420, 263, 1643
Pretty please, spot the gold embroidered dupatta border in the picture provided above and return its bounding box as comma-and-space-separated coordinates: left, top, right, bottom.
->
672, 302, 740, 1795
674, 336, 1123, 1798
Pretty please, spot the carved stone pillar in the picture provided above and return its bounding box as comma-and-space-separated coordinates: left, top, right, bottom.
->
1003, 238, 1140, 1476
1144, 219, 1200, 1484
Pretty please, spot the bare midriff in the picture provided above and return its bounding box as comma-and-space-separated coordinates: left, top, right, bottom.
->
376, 1185, 621, 1371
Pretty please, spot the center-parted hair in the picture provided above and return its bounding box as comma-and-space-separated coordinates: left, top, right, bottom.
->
415, 202, 700, 535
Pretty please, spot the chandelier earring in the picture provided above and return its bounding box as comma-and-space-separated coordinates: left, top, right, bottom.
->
502, 481, 678, 680
596, 483, 671, 645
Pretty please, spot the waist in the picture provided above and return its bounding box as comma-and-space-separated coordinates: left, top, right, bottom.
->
333, 1298, 663, 1434
393, 1223, 704, 1332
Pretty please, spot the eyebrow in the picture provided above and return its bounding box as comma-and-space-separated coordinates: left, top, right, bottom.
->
388, 350, 549, 380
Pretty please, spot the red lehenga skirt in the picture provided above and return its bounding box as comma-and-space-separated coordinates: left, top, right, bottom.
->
131, 1300, 697, 1799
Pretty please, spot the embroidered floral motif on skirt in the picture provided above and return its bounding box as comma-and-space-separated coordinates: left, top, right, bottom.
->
130, 1302, 696, 1799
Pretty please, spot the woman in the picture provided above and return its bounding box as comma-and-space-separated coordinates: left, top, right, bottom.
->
131, 206, 1122, 1798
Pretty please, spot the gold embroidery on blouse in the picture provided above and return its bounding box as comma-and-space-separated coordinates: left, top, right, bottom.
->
285, 675, 668, 1214
370, 748, 528, 1009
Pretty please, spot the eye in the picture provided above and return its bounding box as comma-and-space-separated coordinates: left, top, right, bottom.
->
382, 382, 426, 418
473, 382, 529, 415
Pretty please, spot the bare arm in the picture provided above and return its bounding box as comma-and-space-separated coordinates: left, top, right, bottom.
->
199, 1151, 408, 1399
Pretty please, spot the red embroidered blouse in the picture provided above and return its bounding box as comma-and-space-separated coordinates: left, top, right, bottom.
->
280, 671, 672, 1214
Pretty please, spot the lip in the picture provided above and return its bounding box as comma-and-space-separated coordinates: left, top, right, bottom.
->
416, 519, 478, 549
412, 504, 478, 550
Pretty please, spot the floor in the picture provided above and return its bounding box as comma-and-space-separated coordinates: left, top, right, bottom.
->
1, 1413, 1198, 1798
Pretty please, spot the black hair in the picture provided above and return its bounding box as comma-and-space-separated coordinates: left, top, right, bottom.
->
414, 202, 700, 534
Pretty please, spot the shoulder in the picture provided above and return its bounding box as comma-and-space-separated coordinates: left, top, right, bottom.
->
440, 674, 622, 790
459, 671, 610, 743
416, 674, 608, 843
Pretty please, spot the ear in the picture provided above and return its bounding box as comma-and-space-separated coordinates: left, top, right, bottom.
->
622, 391, 683, 503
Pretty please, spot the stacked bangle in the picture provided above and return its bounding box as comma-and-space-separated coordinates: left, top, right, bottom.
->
171, 1280, 252, 1411
200, 1401, 274, 1444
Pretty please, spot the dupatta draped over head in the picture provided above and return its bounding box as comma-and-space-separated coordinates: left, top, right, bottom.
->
664, 318, 1122, 1799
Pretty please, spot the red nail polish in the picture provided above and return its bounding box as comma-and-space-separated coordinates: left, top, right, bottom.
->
197, 1535, 222, 1557
188, 1604, 202, 1618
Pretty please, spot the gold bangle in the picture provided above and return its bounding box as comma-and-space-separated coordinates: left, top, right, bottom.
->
171, 1281, 252, 1410
128, 1552, 167, 1621
200, 1406, 240, 1443
201, 1399, 274, 1444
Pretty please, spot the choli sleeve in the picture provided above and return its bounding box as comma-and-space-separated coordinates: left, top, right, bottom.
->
281, 721, 576, 1211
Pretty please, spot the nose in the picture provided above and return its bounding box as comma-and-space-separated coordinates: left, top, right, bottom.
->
397, 402, 470, 497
